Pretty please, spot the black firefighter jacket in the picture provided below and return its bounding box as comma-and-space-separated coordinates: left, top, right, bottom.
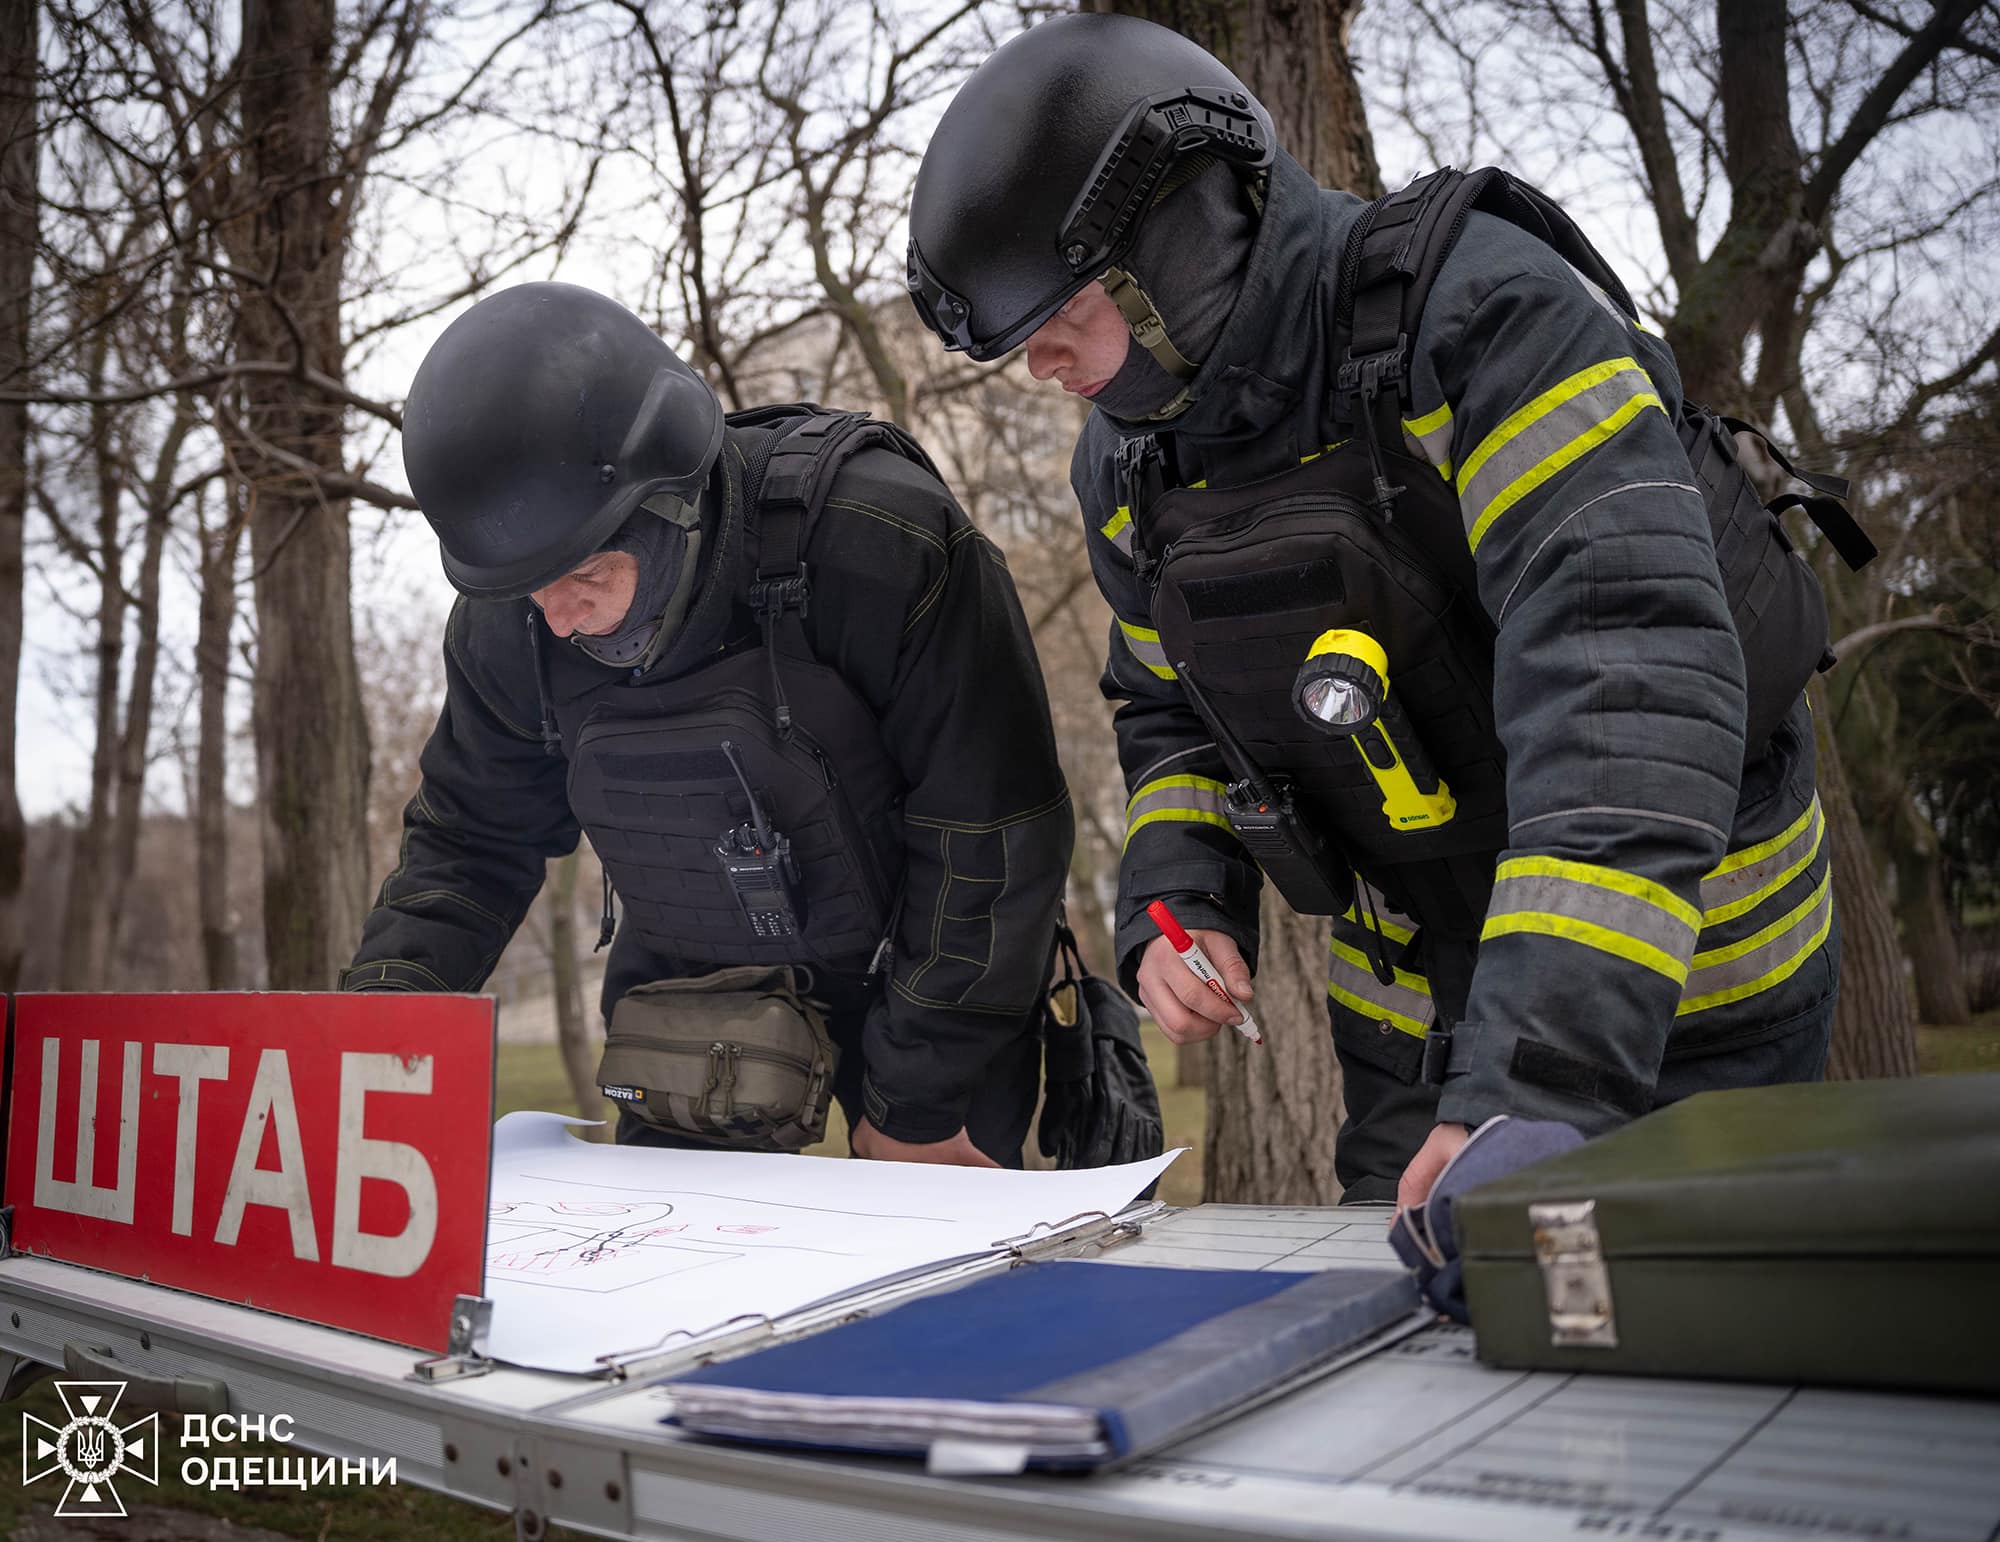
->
1075, 151, 1835, 1136
346, 428, 1075, 1144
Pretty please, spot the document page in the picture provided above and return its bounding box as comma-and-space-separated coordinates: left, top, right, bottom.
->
483, 1112, 1180, 1372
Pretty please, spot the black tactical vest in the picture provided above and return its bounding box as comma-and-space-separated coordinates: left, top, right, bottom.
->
544, 408, 932, 994
1133, 438, 1508, 939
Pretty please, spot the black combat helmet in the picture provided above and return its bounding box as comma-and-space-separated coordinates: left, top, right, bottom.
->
907, 14, 1272, 361
403, 282, 723, 599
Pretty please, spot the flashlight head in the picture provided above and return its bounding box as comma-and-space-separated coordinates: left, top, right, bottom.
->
1292, 629, 1389, 736
1300, 675, 1374, 727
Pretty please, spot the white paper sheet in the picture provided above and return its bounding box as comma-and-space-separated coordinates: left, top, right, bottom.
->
481, 1112, 1181, 1373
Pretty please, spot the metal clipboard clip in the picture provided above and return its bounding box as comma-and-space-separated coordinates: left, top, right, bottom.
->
991, 1198, 1168, 1262
595, 1313, 778, 1383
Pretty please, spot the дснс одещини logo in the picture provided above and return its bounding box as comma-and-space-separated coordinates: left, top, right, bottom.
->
22, 1379, 160, 1518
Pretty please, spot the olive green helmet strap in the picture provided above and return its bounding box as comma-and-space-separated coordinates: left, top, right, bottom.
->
1100, 265, 1198, 381
636, 489, 705, 671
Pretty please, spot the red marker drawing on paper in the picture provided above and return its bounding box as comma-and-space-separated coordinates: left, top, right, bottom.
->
1146, 899, 1263, 1046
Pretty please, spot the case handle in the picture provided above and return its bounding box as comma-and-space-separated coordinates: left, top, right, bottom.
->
63, 1341, 229, 1415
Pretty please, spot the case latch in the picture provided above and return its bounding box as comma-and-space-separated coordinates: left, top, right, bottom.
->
1529, 1199, 1617, 1348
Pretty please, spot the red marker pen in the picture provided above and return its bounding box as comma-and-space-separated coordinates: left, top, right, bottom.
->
1146, 899, 1263, 1046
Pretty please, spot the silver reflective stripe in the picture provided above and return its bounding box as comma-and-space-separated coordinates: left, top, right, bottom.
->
1327, 939, 1434, 1039
1099, 505, 1135, 559
1484, 860, 1700, 985
1700, 795, 1824, 927
1678, 873, 1834, 1017
1117, 618, 1176, 680
1123, 774, 1232, 849
1566, 260, 1634, 330
1458, 357, 1665, 550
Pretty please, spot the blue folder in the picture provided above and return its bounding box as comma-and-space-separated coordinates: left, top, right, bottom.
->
665, 1261, 1419, 1471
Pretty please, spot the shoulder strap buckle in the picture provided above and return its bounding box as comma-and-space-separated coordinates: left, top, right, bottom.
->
1334, 335, 1410, 418
1335, 335, 1411, 517
1114, 432, 1170, 516
748, 565, 812, 621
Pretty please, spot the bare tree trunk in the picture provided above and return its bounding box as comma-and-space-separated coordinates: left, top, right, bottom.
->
1895, 796, 1971, 1027
1110, 0, 1378, 1202
57, 356, 128, 990
104, 498, 174, 963
1176, 1035, 1209, 1090
549, 851, 605, 1130
107, 275, 201, 962
235, 0, 372, 987
1205, 888, 1344, 1201
196, 479, 245, 989
1812, 689, 1918, 1078
0, 0, 34, 993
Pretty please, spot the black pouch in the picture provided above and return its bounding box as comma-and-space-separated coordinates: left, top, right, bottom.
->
1036, 924, 1166, 1170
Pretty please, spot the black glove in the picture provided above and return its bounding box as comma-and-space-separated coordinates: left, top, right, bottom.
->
1037, 922, 1165, 1169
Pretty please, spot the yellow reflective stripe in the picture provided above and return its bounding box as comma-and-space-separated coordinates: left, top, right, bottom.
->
1116, 618, 1176, 680
1123, 774, 1231, 851
1466, 388, 1662, 550
1709, 794, 1817, 878
1700, 797, 1825, 928
1125, 807, 1232, 846
1338, 900, 1415, 948
1099, 506, 1134, 558
1494, 855, 1701, 932
1485, 857, 1700, 986
1298, 439, 1349, 465
1482, 910, 1690, 985
1405, 401, 1453, 436
1458, 357, 1665, 551
1125, 773, 1228, 818
1327, 942, 1434, 1038
1330, 938, 1433, 996
1402, 401, 1454, 479
1678, 873, 1834, 1016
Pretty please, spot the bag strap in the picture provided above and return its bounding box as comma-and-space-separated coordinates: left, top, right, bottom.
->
1712, 412, 1877, 572
729, 404, 947, 731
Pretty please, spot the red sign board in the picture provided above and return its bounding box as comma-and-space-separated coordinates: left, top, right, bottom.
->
4, 994, 494, 1353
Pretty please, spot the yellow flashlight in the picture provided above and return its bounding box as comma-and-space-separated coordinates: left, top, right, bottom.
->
1293, 629, 1456, 831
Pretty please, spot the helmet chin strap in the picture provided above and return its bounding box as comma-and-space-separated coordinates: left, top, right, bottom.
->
1099, 265, 1198, 380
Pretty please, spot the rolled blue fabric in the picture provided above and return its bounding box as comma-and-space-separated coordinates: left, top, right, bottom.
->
1389, 1116, 1585, 1321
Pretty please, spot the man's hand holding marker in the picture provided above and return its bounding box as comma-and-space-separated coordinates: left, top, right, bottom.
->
1139, 899, 1263, 1047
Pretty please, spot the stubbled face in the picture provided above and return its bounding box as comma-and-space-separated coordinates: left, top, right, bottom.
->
1023, 280, 1131, 399
531, 550, 639, 638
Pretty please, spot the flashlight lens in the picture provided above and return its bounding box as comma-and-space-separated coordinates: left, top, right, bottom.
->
1303, 676, 1371, 726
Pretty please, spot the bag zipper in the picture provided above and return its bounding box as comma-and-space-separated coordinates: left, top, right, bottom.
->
605, 1032, 818, 1076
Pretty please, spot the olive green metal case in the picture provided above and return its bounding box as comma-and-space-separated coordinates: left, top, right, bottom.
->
1456, 1074, 2000, 1394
